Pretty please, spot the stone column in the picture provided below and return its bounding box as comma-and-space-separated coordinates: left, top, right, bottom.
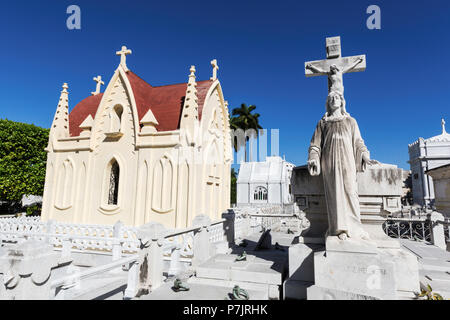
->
428, 211, 446, 250
0, 240, 59, 300
135, 222, 166, 297
192, 215, 212, 268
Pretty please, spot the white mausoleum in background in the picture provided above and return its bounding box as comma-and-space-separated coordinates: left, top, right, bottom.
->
236, 156, 294, 206
408, 119, 450, 206
41, 47, 232, 228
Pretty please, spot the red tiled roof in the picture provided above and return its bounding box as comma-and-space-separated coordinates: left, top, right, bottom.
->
69, 93, 103, 137
68, 71, 214, 136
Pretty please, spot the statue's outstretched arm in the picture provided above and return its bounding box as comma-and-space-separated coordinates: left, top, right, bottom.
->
343, 57, 364, 73
306, 63, 326, 74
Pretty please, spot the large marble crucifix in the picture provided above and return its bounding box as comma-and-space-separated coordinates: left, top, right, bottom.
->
306, 36, 378, 241
304, 36, 366, 94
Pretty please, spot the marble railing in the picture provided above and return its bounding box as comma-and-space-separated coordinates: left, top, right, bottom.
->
0, 218, 140, 256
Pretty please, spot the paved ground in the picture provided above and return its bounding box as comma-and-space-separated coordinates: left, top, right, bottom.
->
140, 230, 298, 300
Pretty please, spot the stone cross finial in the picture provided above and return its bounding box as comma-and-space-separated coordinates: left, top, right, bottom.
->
116, 46, 132, 71
442, 118, 447, 134
190, 65, 196, 77
210, 59, 219, 80
305, 36, 366, 94
91, 76, 104, 95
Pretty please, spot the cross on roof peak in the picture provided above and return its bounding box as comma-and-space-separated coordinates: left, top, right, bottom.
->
210, 59, 219, 80
116, 45, 132, 72
190, 65, 196, 76
91, 75, 105, 96
442, 118, 447, 134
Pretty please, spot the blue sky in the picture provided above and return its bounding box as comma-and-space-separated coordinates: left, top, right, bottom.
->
1, 0, 449, 170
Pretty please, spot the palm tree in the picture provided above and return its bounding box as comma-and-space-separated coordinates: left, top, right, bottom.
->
229, 103, 262, 161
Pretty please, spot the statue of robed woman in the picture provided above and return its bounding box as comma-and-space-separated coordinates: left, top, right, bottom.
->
307, 91, 378, 240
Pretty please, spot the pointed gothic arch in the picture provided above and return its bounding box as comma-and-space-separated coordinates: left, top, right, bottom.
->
100, 157, 123, 210
152, 155, 174, 213
54, 158, 75, 210
89, 68, 141, 151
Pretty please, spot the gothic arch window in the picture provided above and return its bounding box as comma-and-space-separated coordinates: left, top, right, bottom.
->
254, 186, 268, 201
108, 160, 120, 205
109, 105, 123, 133
101, 158, 121, 209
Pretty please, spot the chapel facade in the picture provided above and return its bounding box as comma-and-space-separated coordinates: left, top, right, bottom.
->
236, 156, 294, 207
408, 119, 450, 207
41, 46, 232, 228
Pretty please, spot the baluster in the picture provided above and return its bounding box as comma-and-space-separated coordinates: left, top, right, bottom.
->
168, 245, 182, 276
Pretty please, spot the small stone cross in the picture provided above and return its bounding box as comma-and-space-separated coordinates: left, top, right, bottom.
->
305, 36, 366, 94
116, 46, 132, 71
442, 118, 447, 134
91, 75, 104, 95
210, 59, 219, 80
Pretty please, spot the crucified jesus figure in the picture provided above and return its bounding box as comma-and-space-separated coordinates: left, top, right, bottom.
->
306, 57, 364, 94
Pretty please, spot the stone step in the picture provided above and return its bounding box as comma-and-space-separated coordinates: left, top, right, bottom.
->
188, 277, 274, 299
401, 240, 450, 260
141, 280, 268, 300
196, 254, 284, 285
419, 258, 450, 272
62, 271, 128, 300
421, 270, 450, 283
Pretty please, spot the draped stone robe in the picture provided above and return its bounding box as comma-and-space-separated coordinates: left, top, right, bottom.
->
308, 115, 369, 238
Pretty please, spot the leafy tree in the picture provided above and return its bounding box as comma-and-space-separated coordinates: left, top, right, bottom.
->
228, 104, 262, 204
0, 119, 49, 202
229, 103, 263, 160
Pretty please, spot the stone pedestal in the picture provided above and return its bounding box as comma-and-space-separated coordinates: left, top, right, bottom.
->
283, 243, 323, 299
307, 237, 397, 300
304, 236, 420, 300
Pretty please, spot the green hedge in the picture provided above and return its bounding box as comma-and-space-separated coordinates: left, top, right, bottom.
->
0, 119, 49, 202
